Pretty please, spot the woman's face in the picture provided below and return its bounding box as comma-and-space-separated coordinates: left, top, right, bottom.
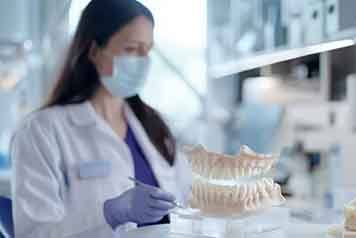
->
91, 16, 154, 77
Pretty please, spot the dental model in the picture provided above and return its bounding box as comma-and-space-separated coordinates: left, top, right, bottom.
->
189, 178, 285, 216
184, 145, 285, 217
345, 199, 356, 232
184, 145, 278, 180
326, 199, 356, 238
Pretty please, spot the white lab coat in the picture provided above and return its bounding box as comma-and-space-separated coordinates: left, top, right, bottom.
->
10, 101, 192, 238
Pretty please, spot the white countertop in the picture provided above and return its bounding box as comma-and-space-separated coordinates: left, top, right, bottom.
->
119, 223, 333, 238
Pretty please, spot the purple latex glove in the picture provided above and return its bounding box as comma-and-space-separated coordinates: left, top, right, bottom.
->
104, 185, 176, 229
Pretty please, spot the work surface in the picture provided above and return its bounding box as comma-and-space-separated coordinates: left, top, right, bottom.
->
119, 223, 334, 238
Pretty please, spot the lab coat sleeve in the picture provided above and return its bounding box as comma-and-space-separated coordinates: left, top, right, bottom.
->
11, 119, 108, 238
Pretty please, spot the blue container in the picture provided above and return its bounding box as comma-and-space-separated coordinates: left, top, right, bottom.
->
0, 153, 10, 169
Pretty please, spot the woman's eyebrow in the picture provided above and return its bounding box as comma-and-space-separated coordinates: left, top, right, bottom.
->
124, 39, 153, 46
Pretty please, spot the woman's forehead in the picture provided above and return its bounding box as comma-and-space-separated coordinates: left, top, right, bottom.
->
107, 16, 154, 47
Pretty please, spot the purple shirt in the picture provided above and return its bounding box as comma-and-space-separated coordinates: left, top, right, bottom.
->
124, 126, 169, 227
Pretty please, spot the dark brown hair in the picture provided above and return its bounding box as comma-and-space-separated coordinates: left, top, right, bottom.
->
44, 0, 176, 165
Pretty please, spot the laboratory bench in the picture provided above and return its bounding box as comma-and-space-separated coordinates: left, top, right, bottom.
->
119, 206, 345, 238
118, 223, 337, 238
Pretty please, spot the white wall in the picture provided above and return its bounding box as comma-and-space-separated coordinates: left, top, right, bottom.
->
0, 0, 30, 41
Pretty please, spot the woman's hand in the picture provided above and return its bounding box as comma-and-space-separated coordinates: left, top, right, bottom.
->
104, 185, 176, 229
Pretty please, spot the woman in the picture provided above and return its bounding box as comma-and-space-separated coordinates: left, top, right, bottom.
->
10, 0, 191, 237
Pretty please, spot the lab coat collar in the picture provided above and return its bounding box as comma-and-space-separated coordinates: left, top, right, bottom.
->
68, 101, 97, 127
67, 100, 172, 171
68, 100, 176, 193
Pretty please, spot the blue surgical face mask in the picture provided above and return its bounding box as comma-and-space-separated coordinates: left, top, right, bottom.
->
100, 55, 151, 98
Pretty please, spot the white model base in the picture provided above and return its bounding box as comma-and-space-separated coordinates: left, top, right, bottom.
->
344, 230, 356, 238
170, 207, 289, 238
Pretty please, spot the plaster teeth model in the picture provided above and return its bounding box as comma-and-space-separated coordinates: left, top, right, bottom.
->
184, 145, 278, 180
183, 144, 285, 217
189, 178, 285, 216
345, 199, 356, 232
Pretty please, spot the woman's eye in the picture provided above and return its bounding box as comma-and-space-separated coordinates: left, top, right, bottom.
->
125, 47, 137, 53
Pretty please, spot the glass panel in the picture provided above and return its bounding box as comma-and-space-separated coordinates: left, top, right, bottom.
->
139, 0, 207, 139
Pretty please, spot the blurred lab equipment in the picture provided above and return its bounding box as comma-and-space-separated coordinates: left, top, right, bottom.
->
285, 142, 312, 200
0, 40, 36, 171
325, 143, 343, 210
263, 0, 286, 50
325, 0, 356, 37
237, 75, 318, 154
325, 0, 338, 36
0, 40, 31, 91
0, 154, 9, 170
305, 0, 324, 44
347, 74, 356, 130
287, 0, 304, 47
